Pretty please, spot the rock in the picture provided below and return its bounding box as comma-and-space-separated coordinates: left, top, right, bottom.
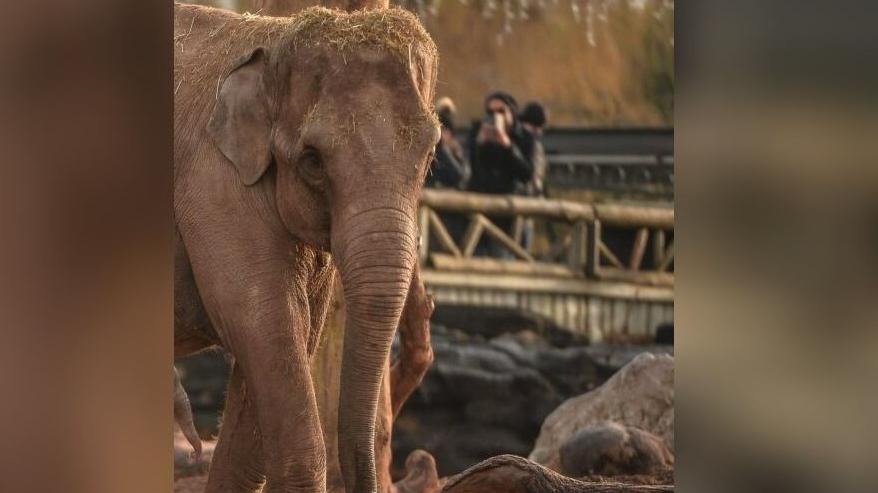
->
584, 344, 674, 377
431, 306, 589, 347
559, 421, 673, 477
529, 353, 674, 470
393, 326, 603, 476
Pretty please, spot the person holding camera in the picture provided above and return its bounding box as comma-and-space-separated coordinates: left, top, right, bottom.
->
467, 91, 536, 257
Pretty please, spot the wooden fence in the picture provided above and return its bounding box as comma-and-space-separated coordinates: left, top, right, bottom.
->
417, 189, 674, 342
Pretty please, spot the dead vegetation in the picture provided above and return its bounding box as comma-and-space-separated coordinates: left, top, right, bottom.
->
174, 5, 437, 92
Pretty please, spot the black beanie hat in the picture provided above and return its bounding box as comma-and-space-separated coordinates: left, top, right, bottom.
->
519, 101, 547, 127
484, 90, 519, 114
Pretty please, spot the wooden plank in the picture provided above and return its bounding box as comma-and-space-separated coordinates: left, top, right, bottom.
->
566, 220, 587, 271
421, 188, 596, 221
629, 227, 649, 271
479, 215, 536, 262
652, 230, 666, 269
512, 216, 525, 244
629, 302, 649, 338
427, 209, 463, 258
546, 227, 572, 262
614, 299, 629, 337
598, 266, 675, 287
658, 241, 675, 272
598, 240, 625, 269
460, 213, 485, 258
587, 219, 602, 278
594, 203, 674, 229
430, 253, 577, 278
421, 269, 675, 302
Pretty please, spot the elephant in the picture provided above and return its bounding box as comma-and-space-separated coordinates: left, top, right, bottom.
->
173, 4, 439, 493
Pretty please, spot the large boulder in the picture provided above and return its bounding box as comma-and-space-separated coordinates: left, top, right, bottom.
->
559, 421, 673, 477
529, 353, 674, 470
392, 324, 605, 476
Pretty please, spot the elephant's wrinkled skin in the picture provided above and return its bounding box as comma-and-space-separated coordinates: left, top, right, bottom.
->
173, 4, 438, 493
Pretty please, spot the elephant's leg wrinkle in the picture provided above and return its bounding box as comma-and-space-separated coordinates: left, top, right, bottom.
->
231, 315, 327, 493
206, 365, 265, 493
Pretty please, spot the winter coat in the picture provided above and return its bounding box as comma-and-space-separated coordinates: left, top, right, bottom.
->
467, 120, 536, 196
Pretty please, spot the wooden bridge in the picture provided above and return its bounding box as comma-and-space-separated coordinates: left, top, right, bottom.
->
417, 189, 674, 343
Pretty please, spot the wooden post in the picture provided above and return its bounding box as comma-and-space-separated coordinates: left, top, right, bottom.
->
428, 209, 463, 258
566, 220, 587, 274
629, 227, 649, 272
652, 230, 666, 269
586, 219, 601, 279
512, 216, 525, 244
657, 241, 674, 272
598, 242, 624, 269
479, 216, 535, 262
460, 214, 485, 258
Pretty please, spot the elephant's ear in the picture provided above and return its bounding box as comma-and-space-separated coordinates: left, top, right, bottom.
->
208, 48, 272, 186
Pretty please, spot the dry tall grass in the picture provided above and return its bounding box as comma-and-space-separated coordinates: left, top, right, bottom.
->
414, 0, 673, 125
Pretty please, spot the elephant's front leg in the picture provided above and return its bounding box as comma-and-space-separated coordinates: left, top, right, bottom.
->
225, 303, 326, 493
205, 364, 265, 493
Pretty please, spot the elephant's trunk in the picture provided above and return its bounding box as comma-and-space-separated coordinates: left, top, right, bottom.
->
333, 203, 418, 493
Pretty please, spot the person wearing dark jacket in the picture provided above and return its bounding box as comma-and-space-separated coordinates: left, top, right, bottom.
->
468, 91, 535, 196
519, 101, 549, 197
425, 97, 470, 244
467, 91, 536, 257
518, 101, 549, 251
426, 97, 469, 189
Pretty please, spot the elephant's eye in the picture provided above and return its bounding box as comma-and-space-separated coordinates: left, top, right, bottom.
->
299, 146, 324, 187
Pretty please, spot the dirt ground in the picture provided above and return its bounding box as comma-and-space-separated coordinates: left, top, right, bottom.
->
174, 430, 212, 493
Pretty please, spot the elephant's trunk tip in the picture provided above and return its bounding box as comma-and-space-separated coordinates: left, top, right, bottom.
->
174, 367, 203, 461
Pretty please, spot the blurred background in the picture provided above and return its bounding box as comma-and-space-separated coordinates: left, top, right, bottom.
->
201, 0, 674, 125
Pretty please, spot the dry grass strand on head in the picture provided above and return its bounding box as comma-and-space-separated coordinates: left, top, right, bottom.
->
175, 5, 438, 96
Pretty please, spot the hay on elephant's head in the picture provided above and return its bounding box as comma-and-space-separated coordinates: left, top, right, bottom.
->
175, 5, 439, 149
175, 6, 437, 91
284, 6, 437, 63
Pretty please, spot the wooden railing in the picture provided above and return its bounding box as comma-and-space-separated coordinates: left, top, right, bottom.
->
418, 189, 674, 287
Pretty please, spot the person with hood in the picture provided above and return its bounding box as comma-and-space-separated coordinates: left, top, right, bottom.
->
518, 101, 550, 251
467, 91, 536, 257
519, 101, 549, 198
426, 97, 469, 189
425, 97, 470, 243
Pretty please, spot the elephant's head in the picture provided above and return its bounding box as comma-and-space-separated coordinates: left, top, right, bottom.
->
206, 7, 438, 493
